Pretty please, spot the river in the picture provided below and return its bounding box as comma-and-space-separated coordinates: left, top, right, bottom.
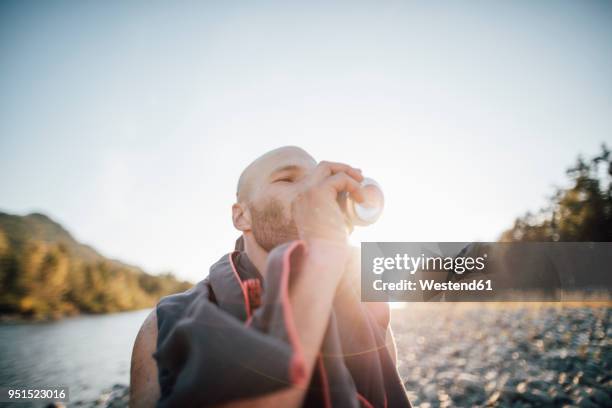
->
0, 308, 151, 407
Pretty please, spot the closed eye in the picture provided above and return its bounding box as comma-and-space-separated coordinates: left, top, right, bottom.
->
274, 177, 294, 183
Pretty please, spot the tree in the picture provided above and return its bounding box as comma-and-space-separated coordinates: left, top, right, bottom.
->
0, 229, 21, 313
501, 144, 612, 242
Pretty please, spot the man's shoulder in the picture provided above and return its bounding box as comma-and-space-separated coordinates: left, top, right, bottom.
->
130, 309, 160, 406
139, 309, 158, 338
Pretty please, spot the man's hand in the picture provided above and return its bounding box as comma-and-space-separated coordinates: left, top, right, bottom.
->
291, 161, 364, 244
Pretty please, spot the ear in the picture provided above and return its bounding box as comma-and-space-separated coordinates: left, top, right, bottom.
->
232, 202, 252, 232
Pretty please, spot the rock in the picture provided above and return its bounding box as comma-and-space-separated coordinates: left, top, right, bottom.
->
485, 390, 501, 406
526, 379, 549, 391
496, 387, 523, 404
576, 396, 600, 408
547, 387, 572, 405
422, 383, 438, 400
89, 384, 129, 408
516, 381, 528, 393
589, 388, 612, 407
521, 389, 554, 405
456, 372, 485, 394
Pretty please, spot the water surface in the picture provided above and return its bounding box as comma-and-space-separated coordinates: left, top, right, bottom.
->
0, 308, 151, 407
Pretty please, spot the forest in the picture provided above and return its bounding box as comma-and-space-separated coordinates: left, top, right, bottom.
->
0, 212, 192, 319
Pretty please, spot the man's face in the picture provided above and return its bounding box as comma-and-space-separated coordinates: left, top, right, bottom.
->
241, 147, 317, 251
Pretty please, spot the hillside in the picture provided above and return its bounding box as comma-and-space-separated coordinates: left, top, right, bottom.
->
0, 211, 193, 319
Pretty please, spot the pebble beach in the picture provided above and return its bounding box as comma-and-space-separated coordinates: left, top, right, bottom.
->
393, 303, 611, 407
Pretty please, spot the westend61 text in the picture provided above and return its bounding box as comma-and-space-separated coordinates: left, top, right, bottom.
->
373, 279, 493, 292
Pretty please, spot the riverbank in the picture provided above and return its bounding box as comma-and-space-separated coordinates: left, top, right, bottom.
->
0, 307, 154, 323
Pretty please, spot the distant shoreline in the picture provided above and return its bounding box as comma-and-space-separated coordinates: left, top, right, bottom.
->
0, 306, 154, 324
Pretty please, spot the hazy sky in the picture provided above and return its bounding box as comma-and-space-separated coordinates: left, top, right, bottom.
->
1, 1, 611, 282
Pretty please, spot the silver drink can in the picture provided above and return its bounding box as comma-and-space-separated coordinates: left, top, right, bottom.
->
338, 177, 384, 226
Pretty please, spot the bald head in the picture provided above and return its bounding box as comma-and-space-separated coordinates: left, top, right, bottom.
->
236, 146, 316, 202
232, 146, 318, 252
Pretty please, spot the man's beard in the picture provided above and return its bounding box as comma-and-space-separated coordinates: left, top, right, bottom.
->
250, 198, 299, 252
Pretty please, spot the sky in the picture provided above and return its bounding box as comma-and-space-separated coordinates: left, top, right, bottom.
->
1, 0, 611, 282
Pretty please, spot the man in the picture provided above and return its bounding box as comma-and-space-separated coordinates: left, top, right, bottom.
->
130, 146, 411, 407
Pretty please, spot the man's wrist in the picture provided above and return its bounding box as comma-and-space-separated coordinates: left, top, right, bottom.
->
338, 246, 361, 291
303, 238, 350, 279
